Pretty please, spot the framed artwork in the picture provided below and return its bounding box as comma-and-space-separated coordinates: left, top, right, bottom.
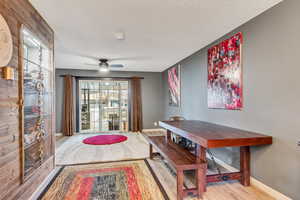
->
207, 32, 243, 110
168, 64, 181, 106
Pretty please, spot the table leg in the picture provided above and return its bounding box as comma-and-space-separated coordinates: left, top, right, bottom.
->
240, 146, 250, 186
149, 144, 153, 159
196, 144, 207, 192
166, 130, 171, 143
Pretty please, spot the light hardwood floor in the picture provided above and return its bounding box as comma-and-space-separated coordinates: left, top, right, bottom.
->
56, 132, 274, 200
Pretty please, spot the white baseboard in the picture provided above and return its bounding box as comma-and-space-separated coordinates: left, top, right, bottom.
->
142, 128, 166, 133
55, 132, 80, 136
55, 132, 63, 136
213, 156, 292, 200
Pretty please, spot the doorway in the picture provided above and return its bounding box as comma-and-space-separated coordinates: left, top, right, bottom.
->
77, 79, 129, 133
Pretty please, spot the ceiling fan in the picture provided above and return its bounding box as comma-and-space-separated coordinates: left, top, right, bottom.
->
86, 58, 124, 72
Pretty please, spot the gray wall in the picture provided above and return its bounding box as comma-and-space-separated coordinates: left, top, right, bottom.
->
56, 69, 164, 133
162, 1, 300, 199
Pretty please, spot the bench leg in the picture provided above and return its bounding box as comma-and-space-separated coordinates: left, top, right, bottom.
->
166, 130, 172, 143
177, 170, 184, 200
149, 144, 153, 159
196, 144, 207, 192
196, 166, 206, 198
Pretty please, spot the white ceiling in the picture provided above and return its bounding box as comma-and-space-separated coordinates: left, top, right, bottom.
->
30, 0, 282, 72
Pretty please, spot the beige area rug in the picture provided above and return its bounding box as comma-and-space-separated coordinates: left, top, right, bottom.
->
56, 132, 150, 165
39, 160, 168, 200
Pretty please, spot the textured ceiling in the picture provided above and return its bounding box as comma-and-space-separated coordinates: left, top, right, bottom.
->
30, 0, 282, 72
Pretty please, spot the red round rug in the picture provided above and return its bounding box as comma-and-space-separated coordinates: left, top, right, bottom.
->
83, 135, 128, 145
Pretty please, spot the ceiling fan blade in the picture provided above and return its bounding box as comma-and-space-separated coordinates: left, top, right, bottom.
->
85, 63, 99, 66
58, 49, 100, 61
110, 64, 124, 68
108, 57, 147, 61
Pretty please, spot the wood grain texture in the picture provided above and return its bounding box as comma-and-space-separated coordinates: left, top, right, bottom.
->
147, 158, 275, 200
146, 136, 205, 170
159, 120, 273, 148
146, 136, 206, 200
0, 0, 54, 199
240, 146, 250, 186
159, 120, 273, 196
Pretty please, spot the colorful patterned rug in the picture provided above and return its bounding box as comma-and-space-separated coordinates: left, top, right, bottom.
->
39, 160, 168, 200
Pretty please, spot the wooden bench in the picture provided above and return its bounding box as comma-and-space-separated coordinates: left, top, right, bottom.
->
158, 120, 273, 195
146, 136, 206, 200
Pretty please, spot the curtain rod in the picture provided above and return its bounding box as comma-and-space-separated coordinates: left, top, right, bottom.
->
59, 75, 144, 80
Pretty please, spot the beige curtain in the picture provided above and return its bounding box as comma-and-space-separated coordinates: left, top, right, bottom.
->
62, 75, 74, 136
131, 77, 143, 132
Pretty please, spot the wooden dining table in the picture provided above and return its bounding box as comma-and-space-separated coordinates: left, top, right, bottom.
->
159, 120, 273, 190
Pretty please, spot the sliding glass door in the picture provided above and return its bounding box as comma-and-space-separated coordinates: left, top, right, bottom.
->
78, 79, 129, 133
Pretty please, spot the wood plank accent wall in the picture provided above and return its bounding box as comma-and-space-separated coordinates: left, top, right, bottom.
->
0, 1, 55, 200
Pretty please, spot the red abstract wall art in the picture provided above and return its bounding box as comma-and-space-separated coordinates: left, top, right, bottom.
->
168, 64, 181, 106
208, 32, 243, 110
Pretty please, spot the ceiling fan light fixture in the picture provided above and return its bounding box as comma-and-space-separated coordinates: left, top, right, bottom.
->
114, 31, 125, 40
99, 59, 110, 72
99, 65, 109, 72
